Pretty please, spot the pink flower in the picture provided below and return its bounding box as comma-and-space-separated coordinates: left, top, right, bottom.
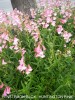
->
31, 32, 39, 42
62, 31, 72, 43
30, 8, 36, 18
44, 23, 49, 28
17, 56, 26, 72
25, 64, 32, 75
42, 22, 49, 28
19, 56, 24, 65
9, 46, 14, 50
2, 59, 7, 65
34, 43, 45, 58
21, 48, 26, 56
43, 9, 53, 17
0, 33, 9, 41
46, 17, 52, 23
0, 83, 4, 89
13, 37, 19, 45
60, 19, 67, 24
14, 45, 18, 50
17, 64, 26, 72
57, 25, 63, 34
51, 21, 56, 26
2, 86, 11, 97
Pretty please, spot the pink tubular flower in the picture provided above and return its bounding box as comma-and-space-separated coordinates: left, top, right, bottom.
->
0, 83, 4, 89
21, 48, 26, 56
57, 25, 63, 34
62, 31, 72, 43
43, 23, 49, 28
46, 17, 52, 23
51, 21, 56, 26
17, 64, 26, 72
13, 37, 19, 45
0, 32, 9, 41
0, 10, 8, 24
43, 9, 53, 17
2, 86, 11, 97
9, 46, 14, 50
25, 64, 32, 75
30, 8, 36, 18
17, 56, 26, 72
60, 19, 67, 24
31, 32, 39, 42
34, 42, 45, 58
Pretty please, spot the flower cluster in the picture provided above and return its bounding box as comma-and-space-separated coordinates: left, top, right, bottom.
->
34, 40, 46, 58
57, 25, 72, 43
0, 0, 75, 97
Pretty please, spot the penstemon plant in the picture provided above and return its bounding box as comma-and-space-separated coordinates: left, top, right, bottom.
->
0, 0, 75, 99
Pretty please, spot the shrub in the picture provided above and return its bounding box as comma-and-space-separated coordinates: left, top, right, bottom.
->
0, 0, 75, 99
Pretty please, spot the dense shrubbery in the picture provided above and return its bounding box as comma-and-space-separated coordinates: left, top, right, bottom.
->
0, 0, 75, 99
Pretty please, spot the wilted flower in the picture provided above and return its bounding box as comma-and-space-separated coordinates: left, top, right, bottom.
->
64, 50, 71, 57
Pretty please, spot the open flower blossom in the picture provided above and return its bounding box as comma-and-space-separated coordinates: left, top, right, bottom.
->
60, 19, 67, 24
17, 56, 26, 72
17, 56, 32, 74
31, 29, 40, 42
0, 32, 9, 41
9, 9, 22, 27
30, 8, 36, 18
62, 31, 72, 43
34, 41, 46, 58
57, 25, 63, 34
21, 48, 26, 56
0, 83, 4, 89
25, 64, 33, 75
51, 21, 56, 26
13, 37, 19, 46
46, 17, 52, 23
2, 86, 11, 97
0, 10, 8, 24
41, 22, 49, 28
10, 37, 19, 51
